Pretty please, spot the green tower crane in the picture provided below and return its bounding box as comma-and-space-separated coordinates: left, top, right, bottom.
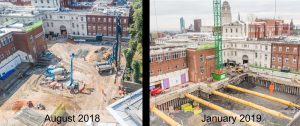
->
212, 0, 226, 80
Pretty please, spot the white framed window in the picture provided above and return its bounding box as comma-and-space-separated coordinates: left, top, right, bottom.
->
272, 57, 275, 61
286, 47, 290, 52
278, 57, 282, 62
293, 57, 297, 64
279, 47, 282, 52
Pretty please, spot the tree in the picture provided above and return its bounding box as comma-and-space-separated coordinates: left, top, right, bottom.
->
124, 48, 133, 70
131, 60, 141, 83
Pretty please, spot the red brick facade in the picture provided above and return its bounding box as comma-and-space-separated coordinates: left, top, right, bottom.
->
9, 0, 31, 6
271, 43, 300, 71
187, 48, 215, 82
248, 19, 290, 39
150, 49, 187, 76
13, 26, 47, 62
86, 15, 129, 37
0, 33, 17, 62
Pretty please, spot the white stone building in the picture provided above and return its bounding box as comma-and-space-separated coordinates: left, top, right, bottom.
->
223, 40, 272, 68
43, 11, 88, 36
223, 20, 247, 39
222, 0, 232, 25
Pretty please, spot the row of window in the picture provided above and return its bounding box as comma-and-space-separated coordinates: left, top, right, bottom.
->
0, 35, 13, 48
150, 51, 186, 63
150, 63, 186, 75
34, 0, 50, 4
224, 43, 269, 51
225, 28, 239, 33
0, 47, 16, 60
87, 17, 127, 24
87, 25, 126, 32
273, 46, 297, 52
272, 56, 297, 64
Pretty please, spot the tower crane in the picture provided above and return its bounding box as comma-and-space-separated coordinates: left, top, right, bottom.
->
212, 0, 226, 80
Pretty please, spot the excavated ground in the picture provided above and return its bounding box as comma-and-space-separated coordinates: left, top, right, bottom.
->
0, 41, 124, 126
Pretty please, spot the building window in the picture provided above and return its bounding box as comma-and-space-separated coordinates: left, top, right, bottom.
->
50, 22, 53, 27
92, 17, 95, 22
273, 46, 276, 51
236, 28, 238, 33
285, 57, 289, 63
72, 23, 74, 28
279, 47, 282, 52
150, 70, 153, 75
265, 45, 268, 51
225, 29, 228, 33
265, 54, 267, 60
235, 51, 237, 56
98, 18, 101, 22
200, 66, 204, 74
286, 47, 290, 52
293, 57, 297, 64
158, 69, 162, 74
81, 17, 83, 21
272, 57, 275, 61
175, 65, 178, 70
49, 15, 52, 19
81, 24, 84, 30
47, 0, 49, 3
98, 26, 101, 30
278, 57, 282, 62
60, 16, 63, 19
114, 18, 116, 23
294, 48, 297, 52
255, 53, 257, 58
77, 24, 79, 28
104, 18, 106, 22
93, 26, 96, 30
200, 55, 204, 62
41, 0, 43, 3
124, 19, 127, 23
109, 18, 111, 22
46, 22, 49, 27
87, 17, 90, 21
230, 29, 233, 33
183, 63, 186, 68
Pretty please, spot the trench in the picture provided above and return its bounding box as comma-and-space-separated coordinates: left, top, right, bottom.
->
150, 74, 300, 126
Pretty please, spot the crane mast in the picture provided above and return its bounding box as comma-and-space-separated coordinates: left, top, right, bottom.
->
212, 0, 225, 80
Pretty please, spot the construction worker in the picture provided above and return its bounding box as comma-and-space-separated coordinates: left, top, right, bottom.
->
269, 82, 275, 95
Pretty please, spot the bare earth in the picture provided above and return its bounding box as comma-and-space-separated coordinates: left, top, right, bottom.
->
0, 42, 122, 125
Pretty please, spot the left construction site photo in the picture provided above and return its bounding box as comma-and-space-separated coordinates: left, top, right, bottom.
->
0, 0, 143, 125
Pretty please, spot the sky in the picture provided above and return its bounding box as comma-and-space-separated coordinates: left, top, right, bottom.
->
150, 0, 300, 32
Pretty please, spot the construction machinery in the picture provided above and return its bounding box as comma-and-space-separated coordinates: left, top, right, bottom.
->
67, 53, 81, 94
212, 0, 226, 81
96, 14, 121, 74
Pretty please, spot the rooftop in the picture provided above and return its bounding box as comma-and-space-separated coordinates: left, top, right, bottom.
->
106, 89, 143, 126
197, 43, 215, 50
0, 20, 43, 38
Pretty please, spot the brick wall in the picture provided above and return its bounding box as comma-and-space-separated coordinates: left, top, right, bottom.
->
187, 48, 215, 82
271, 43, 300, 71
86, 15, 129, 37
0, 33, 17, 62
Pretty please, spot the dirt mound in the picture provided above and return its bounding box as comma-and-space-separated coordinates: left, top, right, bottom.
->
11, 101, 24, 112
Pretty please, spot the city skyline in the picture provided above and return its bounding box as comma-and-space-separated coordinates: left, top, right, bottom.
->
150, 0, 300, 32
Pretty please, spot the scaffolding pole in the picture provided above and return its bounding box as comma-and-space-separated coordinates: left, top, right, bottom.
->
226, 84, 300, 108
185, 93, 262, 126
150, 105, 182, 126
211, 90, 293, 121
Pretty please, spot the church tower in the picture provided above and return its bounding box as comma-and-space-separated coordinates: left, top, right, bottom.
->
222, 0, 232, 25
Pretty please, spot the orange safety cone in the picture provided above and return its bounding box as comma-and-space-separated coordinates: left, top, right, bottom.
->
269, 83, 275, 95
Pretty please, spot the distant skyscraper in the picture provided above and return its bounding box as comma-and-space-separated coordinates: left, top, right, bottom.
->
222, 0, 232, 25
180, 17, 185, 33
194, 19, 202, 32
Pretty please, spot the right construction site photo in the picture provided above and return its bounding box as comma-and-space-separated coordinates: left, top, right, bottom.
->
150, 0, 300, 126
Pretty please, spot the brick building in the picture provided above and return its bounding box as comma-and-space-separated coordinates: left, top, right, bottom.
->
0, 21, 47, 80
86, 14, 129, 37
150, 48, 188, 90
271, 43, 300, 71
9, 0, 31, 6
187, 48, 215, 82
248, 19, 290, 40
150, 44, 216, 90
